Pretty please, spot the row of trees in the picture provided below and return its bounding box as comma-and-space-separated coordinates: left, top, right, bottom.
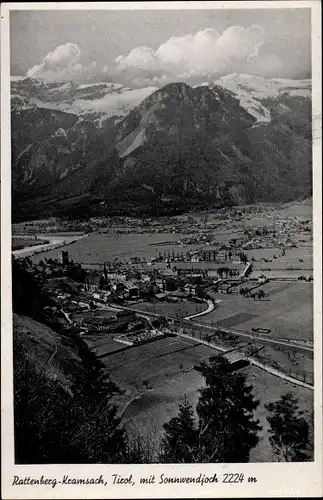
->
216, 267, 241, 279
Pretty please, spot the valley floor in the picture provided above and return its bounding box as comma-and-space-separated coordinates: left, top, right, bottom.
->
101, 334, 313, 462
11, 200, 315, 463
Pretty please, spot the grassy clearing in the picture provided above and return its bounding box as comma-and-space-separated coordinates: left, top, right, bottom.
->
133, 300, 207, 318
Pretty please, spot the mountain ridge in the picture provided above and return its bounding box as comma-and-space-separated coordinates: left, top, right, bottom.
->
11, 75, 312, 221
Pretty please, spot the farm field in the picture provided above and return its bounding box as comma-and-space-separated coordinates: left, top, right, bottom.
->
200, 282, 313, 341
102, 335, 313, 462
82, 333, 127, 357
132, 300, 207, 318
246, 247, 282, 260
247, 246, 312, 270
253, 343, 313, 384
31, 232, 196, 265
253, 259, 312, 271
278, 200, 312, 218
103, 336, 214, 397
209, 229, 245, 243
12, 237, 50, 250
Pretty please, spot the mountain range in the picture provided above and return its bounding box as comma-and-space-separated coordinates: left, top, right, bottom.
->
11, 74, 312, 221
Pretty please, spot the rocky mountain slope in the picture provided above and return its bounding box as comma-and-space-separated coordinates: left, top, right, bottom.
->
11, 74, 312, 220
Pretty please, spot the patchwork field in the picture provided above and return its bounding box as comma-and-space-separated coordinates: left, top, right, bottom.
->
103, 336, 214, 395
200, 282, 313, 341
100, 335, 313, 462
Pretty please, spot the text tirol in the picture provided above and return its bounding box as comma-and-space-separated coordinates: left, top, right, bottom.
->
112, 474, 134, 485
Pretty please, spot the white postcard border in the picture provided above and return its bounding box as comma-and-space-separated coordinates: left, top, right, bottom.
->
1, 2, 322, 498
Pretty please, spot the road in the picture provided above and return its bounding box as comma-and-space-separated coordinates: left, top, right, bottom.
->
184, 299, 215, 320
103, 303, 161, 332
12, 233, 87, 257
107, 303, 313, 353
174, 331, 313, 390
96, 303, 313, 393
188, 319, 314, 352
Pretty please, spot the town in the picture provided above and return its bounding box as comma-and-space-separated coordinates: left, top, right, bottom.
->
11, 201, 314, 462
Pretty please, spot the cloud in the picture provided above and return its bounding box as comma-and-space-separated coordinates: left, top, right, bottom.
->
115, 25, 266, 86
26, 26, 287, 88
27, 43, 97, 82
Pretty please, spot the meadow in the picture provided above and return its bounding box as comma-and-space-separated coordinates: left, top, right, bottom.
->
31, 231, 196, 265
132, 300, 207, 319
200, 282, 313, 341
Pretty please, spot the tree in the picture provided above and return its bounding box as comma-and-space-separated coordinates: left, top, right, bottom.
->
13, 339, 127, 464
159, 356, 262, 463
196, 285, 206, 299
12, 257, 50, 320
239, 252, 248, 265
265, 393, 310, 462
159, 396, 198, 463
217, 268, 223, 278
164, 277, 177, 292
195, 357, 262, 463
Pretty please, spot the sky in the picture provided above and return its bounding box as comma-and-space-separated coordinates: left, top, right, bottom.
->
10, 8, 311, 87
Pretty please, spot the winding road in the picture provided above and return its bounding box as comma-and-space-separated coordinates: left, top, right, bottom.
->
107, 301, 313, 353
183, 299, 215, 320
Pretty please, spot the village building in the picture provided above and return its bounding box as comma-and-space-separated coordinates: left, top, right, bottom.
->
84, 272, 102, 292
